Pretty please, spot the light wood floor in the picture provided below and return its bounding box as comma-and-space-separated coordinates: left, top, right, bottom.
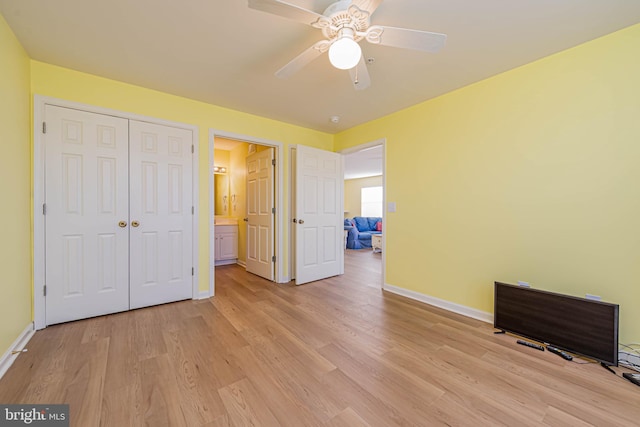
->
1, 249, 639, 426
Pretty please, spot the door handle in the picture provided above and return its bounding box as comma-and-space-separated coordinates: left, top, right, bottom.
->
292, 218, 297, 223
118, 221, 127, 228
131, 221, 140, 227
298, 219, 305, 224
243, 218, 248, 222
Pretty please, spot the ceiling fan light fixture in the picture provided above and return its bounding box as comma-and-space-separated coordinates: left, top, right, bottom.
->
328, 29, 361, 70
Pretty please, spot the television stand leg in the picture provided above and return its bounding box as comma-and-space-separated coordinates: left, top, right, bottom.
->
601, 362, 616, 375
493, 330, 506, 334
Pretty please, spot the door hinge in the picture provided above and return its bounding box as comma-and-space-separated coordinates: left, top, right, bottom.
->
191, 145, 194, 154
272, 158, 276, 166
192, 267, 194, 276
43, 203, 47, 215
272, 255, 276, 263
43, 285, 46, 296
272, 207, 275, 214
192, 206, 194, 215
42, 122, 47, 134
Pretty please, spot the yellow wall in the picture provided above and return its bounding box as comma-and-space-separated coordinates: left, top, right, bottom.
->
0, 15, 32, 354
335, 24, 640, 344
344, 176, 383, 218
31, 61, 334, 292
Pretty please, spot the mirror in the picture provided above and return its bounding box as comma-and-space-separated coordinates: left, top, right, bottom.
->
214, 173, 229, 216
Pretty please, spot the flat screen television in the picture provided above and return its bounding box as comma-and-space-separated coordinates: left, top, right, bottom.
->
494, 281, 619, 366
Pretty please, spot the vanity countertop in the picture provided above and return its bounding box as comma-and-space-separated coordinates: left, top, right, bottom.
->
214, 217, 238, 226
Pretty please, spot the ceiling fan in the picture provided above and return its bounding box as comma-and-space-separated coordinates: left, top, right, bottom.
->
248, 0, 447, 90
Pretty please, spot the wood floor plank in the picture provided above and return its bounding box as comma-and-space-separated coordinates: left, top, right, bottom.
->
239, 319, 336, 381
100, 383, 144, 427
1, 250, 639, 426
229, 345, 321, 427
218, 378, 281, 427
162, 328, 228, 425
319, 368, 414, 426
542, 406, 596, 427
326, 407, 371, 427
140, 354, 188, 427
132, 307, 169, 362
102, 311, 140, 393
62, 337, 109, 427
318, 342, 446, 426
382, 347, 542, 427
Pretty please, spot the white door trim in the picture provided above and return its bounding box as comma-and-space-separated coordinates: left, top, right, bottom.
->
338, 138, 387, 290
208, 129, 286, 294
33, 95, 200, 330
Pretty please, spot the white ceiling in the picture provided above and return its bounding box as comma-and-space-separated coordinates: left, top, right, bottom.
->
1, 1, 639, 133
344, 144, 383, 179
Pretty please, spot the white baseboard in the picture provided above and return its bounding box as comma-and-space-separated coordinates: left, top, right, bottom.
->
0, 322, 35, 380
215, 259, 238, 267
236, 260, 246, 268
619, 350, 640, 370
383, 283, 493, 324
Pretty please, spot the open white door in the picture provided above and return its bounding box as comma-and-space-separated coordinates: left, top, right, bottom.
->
246, 148, 275, 280
45, 106, 130, 325
294, 145, 344, 285
129, 120, 193, 309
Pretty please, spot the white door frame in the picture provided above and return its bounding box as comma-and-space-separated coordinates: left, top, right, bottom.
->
33, 95, 200, 330
338, 138, 387, 289
208, 129, 285, 294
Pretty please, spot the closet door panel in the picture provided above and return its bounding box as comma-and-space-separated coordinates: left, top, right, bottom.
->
45, 105, 130, 325
129, 121, 193, 309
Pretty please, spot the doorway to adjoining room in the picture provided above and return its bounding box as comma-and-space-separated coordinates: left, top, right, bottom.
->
341, 140, 385, 289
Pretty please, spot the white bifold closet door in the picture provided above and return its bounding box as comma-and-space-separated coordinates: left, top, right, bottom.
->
44, 105, 192, 325
129, 120, 193, 309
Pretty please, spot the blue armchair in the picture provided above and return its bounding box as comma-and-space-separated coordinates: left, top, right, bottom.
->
344, 217, 382, 249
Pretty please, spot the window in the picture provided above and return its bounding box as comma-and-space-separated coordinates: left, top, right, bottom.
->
361, 186, 383, 217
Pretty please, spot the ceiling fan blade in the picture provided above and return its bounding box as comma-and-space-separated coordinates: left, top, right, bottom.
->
248, 0, 324, 26
351, 0, 383, 15
275, 41, 328, 79
348, 56, 371, 91
370, 25, 447, 53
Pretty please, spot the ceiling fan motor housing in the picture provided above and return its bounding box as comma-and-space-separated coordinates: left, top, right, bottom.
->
315, 0, 371, 42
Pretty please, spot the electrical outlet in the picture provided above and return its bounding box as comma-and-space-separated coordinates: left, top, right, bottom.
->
517, 281, 530, 288
585, 294, 601, 301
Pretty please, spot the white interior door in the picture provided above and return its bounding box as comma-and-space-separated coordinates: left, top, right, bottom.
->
45, 105, 130, 325
129, 120, 193, 309
246, 148, 275, 280
294, 145, 344, 285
